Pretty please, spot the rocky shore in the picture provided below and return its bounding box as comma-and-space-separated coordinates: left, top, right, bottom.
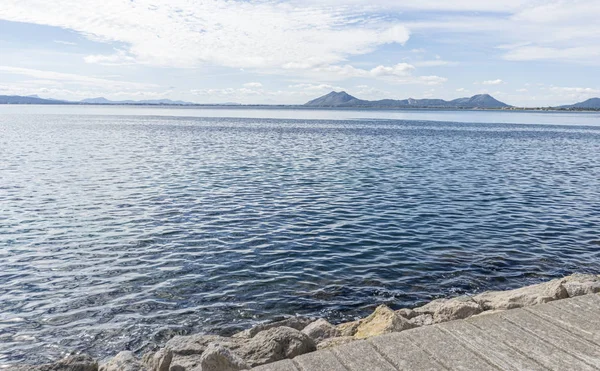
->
13, 274, 600, 371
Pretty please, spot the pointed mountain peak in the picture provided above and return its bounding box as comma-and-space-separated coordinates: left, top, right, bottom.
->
305, 91, 362, 107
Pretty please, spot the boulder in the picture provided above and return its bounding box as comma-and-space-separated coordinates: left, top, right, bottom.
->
336, 320, 360, 337
232, 317, 313, 339
165, 335, 240, 356
301, 319, 340, 343
237, 326, 316, 367
413, 298, 447, 315
474, 279, 569, 310
143, 334, 242, 371
395, 308, 417, 319
198, 344, 249, 371
431, 296, 482, 323
562, 274, 600, 297
316, 336, 357, 350
17, 354, 99, 371
409, 314, 434, 327
99, 351, 142, 371
142, 348, 172, 371
353, 305, 415, 339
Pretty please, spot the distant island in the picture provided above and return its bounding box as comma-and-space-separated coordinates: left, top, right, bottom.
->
305, 91, 510, 109
1, 91, 600, 111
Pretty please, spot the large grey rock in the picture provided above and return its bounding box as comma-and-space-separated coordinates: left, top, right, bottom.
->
166, 335, 240, 356
142, 348, 172, 371
353, 305, 415, 339
409, 314, 434, 327
99, 351, 142, 371
474, 278, 569, 310
301, 319, 340, 343
413, 298, 447, 315
395, 308, 417, 319
199, 344, 249, 371
336, 320, 360, 337
562, 274, 600, 297
237, 326, 316, 367
15, 354, 99, 371
316, 336, 357, 350
144, 334, 242, 371
233, 317, 313, 339
431, 296, 482, 323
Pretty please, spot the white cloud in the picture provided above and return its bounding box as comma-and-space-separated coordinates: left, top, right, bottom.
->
243, 82, 263, 88
482, 79, 504, 85
503, 46, 600, 62
0, 84, 171, 101
301, 63, 446, 85
456, 88, 467, 92
0, 0, 410, 70
549, 86, 600, 94
84, 50, 137, 66
0, 66, 155, 90
53, 40, 76, 45
288, 83, 345, 91
516, 88, 528, 92
418, 76, 448, 85
302, 63, 415, 79
297, 1, 530, 12
545, 86, 600, 103
414, 60, 456, 67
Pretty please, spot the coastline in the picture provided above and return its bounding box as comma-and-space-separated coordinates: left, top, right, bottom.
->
1, 102, 600, 112
13, 273, 600, 371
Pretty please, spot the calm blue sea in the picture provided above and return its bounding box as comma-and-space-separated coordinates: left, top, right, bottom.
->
1, 106, 600, 364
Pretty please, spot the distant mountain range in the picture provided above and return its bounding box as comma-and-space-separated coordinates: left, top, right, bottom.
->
1, 92, 600, 110
305, 91, 511, 109
0, 95, 196, 105
80, 97, 196, 105
559, 98, 600, 109
0, 95, 67, 104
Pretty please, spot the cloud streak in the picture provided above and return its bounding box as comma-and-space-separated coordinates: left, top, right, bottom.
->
0, 0, 410, 70
0, 66, 155, 90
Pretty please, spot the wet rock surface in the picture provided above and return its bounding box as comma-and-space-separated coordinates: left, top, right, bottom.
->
99, 351, 142, 371
14, 274, 600, 371
474, 278, 569, 310
301, 319, 340, 343
13, 354, 99, 371
353, 305, 415, 339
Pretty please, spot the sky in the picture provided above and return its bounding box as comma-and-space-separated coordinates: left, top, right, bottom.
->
0, 0, 599, 106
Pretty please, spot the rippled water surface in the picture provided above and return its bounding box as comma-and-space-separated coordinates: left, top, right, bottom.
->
1, 109, 600, 365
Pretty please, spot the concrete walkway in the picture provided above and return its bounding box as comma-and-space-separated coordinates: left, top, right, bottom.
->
253, 294, 600, 371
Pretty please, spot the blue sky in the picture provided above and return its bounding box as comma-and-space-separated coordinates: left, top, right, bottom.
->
0, 0, 599, 106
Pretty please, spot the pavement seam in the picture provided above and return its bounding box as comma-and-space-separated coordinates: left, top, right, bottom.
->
290, 357, 303, 371
502, 315, 600, 370
523, 306, 600, 347
468, 316, 563, 371
367, 338, 417, 371
402, 330, 463, 371
328, 347, 355, 371
436, 325, 503, 371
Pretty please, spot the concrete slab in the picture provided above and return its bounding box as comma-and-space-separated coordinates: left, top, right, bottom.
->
525, 302, 600, 346
403, 325, 497, 370
251, 294, 600, 371
501, 308, 600, 368
330, 340, 397, 371
437, 320, 547, 370
368, 332, 447, 371
293, 349, 348, 371
252, 359, 299, 371
468, 310, 597, 371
